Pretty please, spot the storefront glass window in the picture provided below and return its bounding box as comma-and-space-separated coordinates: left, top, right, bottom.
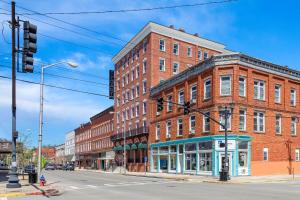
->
160, 155, 168, 171
170, 154, 176, 171
170, 145, 177, 153
160, 146, 169, 154
238, 141, 248, 150
152, 147, 158, 154
199, 141, 212, 150
199, 152, 212, 172
185, 143, 196, 152
153, 155, 158, 170
239, 152, 247, 167
179, 145, 183, 154
185, 153, 196, 171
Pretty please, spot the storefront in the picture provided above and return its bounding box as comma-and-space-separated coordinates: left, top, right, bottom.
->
150, 135, 251, 177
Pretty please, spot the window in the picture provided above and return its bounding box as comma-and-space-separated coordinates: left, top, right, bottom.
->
166, 121, 171, 138
254, 80, 265, 100
190, 85, 197, 103
143, 40, 147, 53
143, 101, 147, 114
204, 79, 211, 99
197, 48, 202, 61
291, 89, 296, 106
156, 123, 161, 140
220, 76, 231, 96
199, 152, 212, 172
296, 149, 300, 161
254, 111, 265, 132
131, 88, 135, 99
136, 85, 139, 97
126, 74, 129, 84
173, 62, 179, 74
143, 60, 147, 74
131, 70, 134, 81
239, 76, 246, 97
136, 66, 140, 79
203, 52, 208, 60
239, 110, 246, 131
187, 47, 192, 57
178, 90, 184, 105
275, 114, 281, 134
219, 110, 231, 131
167, 95, 173, 112
291, 117, 297, 136
143, 80, 147, 94
173, 43, 179, 55
159, 58, 165, 71
275, 85, 281, 103
159, 39, 165, 51
203, 112, 210, 132
136, 104, 139, 117
190, 115, 196, 133
177, 118, 183, 136
131, 106, 135, 118
263, 148, 268, 161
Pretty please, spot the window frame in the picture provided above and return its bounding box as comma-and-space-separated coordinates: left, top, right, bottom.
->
190, 84, 197, 103
156, 123, 161, 140
263, 148, 268, 161
239, 109, 246, 131
167, 95, 173, 112
204, 78, 211, 100
203, 112, 210, 132
239, 76, 246, 97
275, 114, 282, 135
291, 117, 297, 136
166, 120, 171, 138
254, 80, 265, 101
254, 111, 265, 133
178, 90, 185, 105
274, 84, 281, 103
172, 62, 179, 74
177, 118, 183, 136
220, 75, 232, 96
187, 46, 192, 57
291, 88, 296, 107
189, 115, 196, 134
159, 58, 166, 72
173, 43, 179, 55
159, 39, 165, 51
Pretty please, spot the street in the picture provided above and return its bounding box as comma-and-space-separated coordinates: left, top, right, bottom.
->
3, 170, 300, 200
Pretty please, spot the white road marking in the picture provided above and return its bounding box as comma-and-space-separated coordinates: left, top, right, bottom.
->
86, 184, 97, 188
69, 186, 80, 190
103, 181, 174, 187
0, 197, 7, 200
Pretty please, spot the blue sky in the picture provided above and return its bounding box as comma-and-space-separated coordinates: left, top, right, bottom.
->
0, 0, 300, 146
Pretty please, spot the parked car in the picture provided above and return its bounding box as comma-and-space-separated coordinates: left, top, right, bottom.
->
24, 164, 35, 173
45, 163, 55, 170
55, 164, 63, 170
64, 163, 74, 171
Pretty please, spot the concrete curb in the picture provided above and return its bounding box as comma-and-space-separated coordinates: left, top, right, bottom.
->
122, 173, 188, 181
0, 188, 60, 197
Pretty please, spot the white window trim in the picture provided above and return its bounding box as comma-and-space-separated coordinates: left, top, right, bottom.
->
159, 39, 165, 52
254, 111, 265, 133
189, 115, 196, 134
187, 46, 193, 57
254, 80, 266, 101
291, 88, 296, 107
239, 76, 246, 97
295, 149, 300, 161
275, 114, 282, 135
173, 43, 179, 55
263, 148, 269, 161
173, 62, 179, 74
203, 112, 210, 132
291, 117, 297, 136
177, 118, 183, 136
159, 58, 166, 72
167, 95, 173, 112
190, 84, 197, 103
220, 75, 232, 96
239, 109, 247, 131
219, 112, 232, 131
178, 90, 185, 105
166, 121, 171, 138
275, 84, 281, 103
204, 78, 211, 100
156, 123, 161, 140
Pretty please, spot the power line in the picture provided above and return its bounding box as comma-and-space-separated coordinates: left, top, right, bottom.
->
16, 0, 238, 15
0, 74, 110, 97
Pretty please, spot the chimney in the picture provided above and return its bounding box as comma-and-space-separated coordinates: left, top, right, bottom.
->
194, 33, 199, 37
169, 25, 175, 29
178, 28, 185, 32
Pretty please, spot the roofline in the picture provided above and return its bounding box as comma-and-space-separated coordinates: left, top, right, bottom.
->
90, 106, 114, 121
112, 22, 229, 64
150, 53, 300, 96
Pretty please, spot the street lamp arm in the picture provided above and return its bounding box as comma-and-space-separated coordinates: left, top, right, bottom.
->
42, 61, 78, 70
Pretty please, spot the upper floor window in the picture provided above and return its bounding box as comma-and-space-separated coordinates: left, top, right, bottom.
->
143, 80, 147, 94
275, 114, 281, 134
296, 149, 300, 161
254, 80, 265, 100
190, 115, 196, 134
187, 47, 192, 57
143, 40, 147, 53
173, 62, 179, 74
203, 51, 208, 60
166, 121, 171, 138
156, 123, 161, 140
190, 84, 197, 103
131, 70, 134, 81
136, 104, 140, 117
197, 48, 202, 61
220, 76, 231, 96
143, 60, 147, 74
291, 117, 297, 136
143, 101, 147, 114
219, 110, 231, 131
159, 58, 165, 71
136, 85, 140, 97
291, 89, 296, 106
159, 39, 165, 51
204, 79, 211, 99
263, 148, 268, 161
173, 43, 179, 55
239, 110, 246, 131
254, 111, 265, 132
177, 118, 183, 136
203, 112, 210, 132
239, 76, 246, 97
167, 95, 173, 112
178, 90, 184, 105
136, 66, 140, 79
275, 84, 281, 103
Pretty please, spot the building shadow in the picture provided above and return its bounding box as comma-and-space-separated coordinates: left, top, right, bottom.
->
0, 170, 9, 182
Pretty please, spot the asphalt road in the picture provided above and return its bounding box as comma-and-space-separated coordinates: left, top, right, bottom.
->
6, 170, 300, 200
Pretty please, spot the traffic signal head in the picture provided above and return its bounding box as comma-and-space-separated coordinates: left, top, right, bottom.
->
184, 101, 191, 115
22, 51, 34, 73
157, 97, 164, 112
23, 21, 37, 53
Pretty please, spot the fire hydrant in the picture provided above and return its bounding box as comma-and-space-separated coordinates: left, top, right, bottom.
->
40, 175, 46, 186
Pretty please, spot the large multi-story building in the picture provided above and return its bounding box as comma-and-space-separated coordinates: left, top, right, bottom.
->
65, 130, 75, 163
149, 53, 300, 176
111, 22, 232, 172
75, 107, 114, 170
55, 144, 65, 165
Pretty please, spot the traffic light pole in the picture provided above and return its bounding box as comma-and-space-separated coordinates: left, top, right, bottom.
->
7, 0, 21, 188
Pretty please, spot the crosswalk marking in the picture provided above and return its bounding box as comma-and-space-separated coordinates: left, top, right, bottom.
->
86, 184, 97, 188
69, 186, 80, 190
0, 197, 7, 200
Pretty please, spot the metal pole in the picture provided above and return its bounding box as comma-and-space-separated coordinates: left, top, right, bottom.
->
224, 107, 229, 181
123, 122, 126, 174
37, 65, 44, 182
7, 0, 21, 188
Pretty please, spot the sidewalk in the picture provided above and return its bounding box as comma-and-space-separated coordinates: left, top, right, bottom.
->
0, 175, 60, 197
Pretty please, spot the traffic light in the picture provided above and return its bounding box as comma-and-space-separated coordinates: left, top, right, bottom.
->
22, 21, 37, 73
157, 97, 164, 112
183, 101, 191, 115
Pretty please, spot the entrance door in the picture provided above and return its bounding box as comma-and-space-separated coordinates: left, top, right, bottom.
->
178, 155, 183, 173
219, 152, 232, 175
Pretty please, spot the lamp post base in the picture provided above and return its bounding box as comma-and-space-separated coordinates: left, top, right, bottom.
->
219, 170, 230, 181
6, 171, 21, 188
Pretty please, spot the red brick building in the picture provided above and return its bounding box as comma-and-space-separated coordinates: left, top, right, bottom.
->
111, 22, 231, 172
75, 107, 114, 170
149, 53, 300, 176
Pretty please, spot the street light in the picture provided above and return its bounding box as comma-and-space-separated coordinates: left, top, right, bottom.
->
37, 61, 78, 181
109, 111, 126, 174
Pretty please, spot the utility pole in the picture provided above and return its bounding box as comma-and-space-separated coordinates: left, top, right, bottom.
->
223, 106, 229, 181
7, 0, 21, 188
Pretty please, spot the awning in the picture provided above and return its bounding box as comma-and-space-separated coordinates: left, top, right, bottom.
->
113, 145, 123, 151
131, 144, 138, 150
138, 143, 148, 149
125, 144, 131, 150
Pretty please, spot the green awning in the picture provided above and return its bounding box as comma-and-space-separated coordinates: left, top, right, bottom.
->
125, 144, 131, 150
138, 143, 148, 149
131, 144, 138, 150
113, 145, 123, 151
